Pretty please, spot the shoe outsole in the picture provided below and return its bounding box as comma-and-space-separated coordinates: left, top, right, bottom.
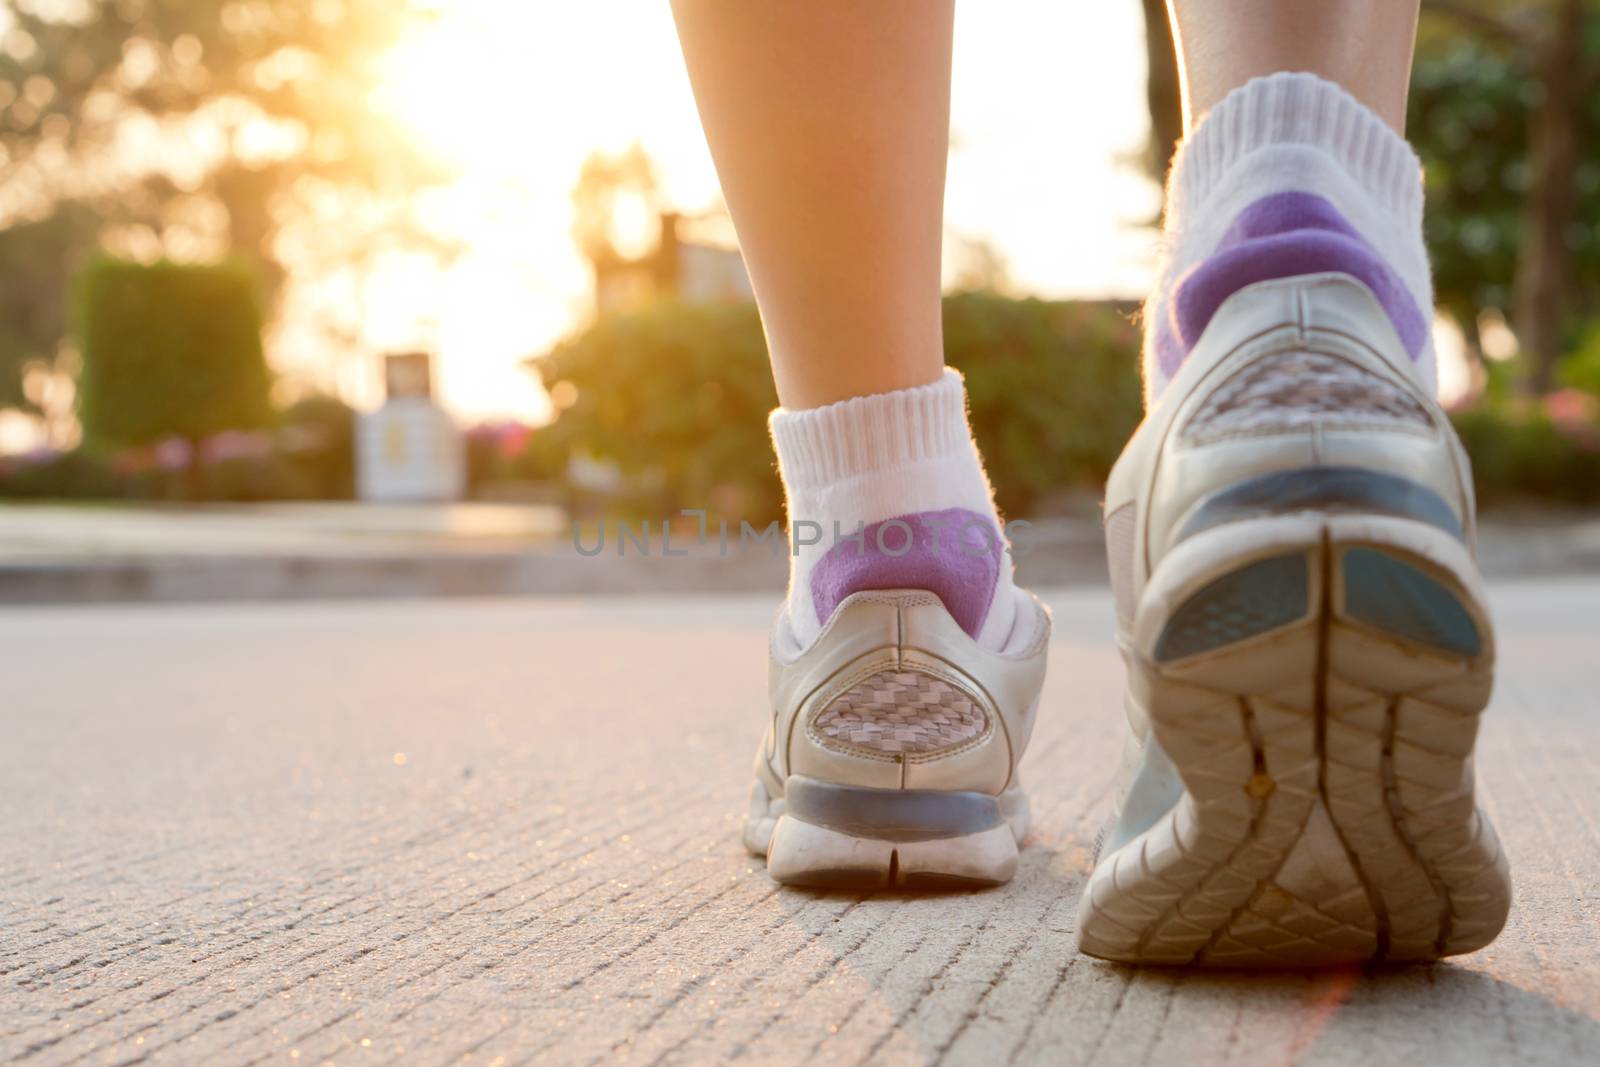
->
1078, 512, 1511, 967
745, 776, 1028, 890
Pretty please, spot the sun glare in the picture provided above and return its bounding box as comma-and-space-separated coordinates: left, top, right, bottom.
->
356, 2, 1156, 425
361, 2, 718, 424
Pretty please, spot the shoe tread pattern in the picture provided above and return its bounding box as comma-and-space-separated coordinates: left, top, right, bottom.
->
1078, 534, 1510, 966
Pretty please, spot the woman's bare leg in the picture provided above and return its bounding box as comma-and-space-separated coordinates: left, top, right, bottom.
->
670, 0, 952, 409
1167, 0, 1419, 133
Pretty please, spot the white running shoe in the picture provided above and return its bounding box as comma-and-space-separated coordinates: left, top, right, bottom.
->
745, 587, 1050, 888
1081, 273, 1512, 965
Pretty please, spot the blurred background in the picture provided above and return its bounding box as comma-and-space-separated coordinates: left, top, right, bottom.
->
0, 0, 1595, 600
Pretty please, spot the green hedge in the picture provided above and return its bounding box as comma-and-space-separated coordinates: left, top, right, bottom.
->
0, 450, 121, 499
948, 292, 1143, 515
532, 293, 1144, 524
533, 294, 1600, 520
534, 299, 780, 521
0, 395, 358, 503
22, 289, 1592, 512
1451, 403, 1600, 507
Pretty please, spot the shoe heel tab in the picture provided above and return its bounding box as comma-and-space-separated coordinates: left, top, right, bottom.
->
1213, 272, 1424, 381
778, 589, 938, 667
798, 587, 1010, 668
821, 588, 955, 655
831, 588, 950, 615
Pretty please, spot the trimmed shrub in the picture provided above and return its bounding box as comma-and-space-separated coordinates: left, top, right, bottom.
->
278, 394, 356, 500
75, 258, 273, 449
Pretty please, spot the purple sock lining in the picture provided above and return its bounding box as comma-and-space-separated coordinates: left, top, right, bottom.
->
809, 508, 1002, 639
1157, 191, 1426, 380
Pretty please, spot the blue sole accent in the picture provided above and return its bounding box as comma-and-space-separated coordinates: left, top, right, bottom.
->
1175, 466, 1463, 545
1342, 547, 1481, 657
1154, 554, 1310, 662
784, 776, 1002, 842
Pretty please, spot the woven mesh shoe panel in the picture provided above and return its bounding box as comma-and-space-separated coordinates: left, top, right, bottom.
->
1182, 351, 1430, 444
814, 670, 987, 755
1105, 502, 1138, 629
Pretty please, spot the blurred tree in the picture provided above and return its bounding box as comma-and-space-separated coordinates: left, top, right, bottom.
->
1418, 0, 1600, 390
0, 0, 451, 407
0, 201, 101, 411
75, 257, 272, 451
947, 233, 1014, 295
571, 144, 663, 264
1411, 28, 1532, 367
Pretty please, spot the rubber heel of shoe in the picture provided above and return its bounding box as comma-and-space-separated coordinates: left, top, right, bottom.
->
764, 815, 1019, 889
750, 776, 1024, 889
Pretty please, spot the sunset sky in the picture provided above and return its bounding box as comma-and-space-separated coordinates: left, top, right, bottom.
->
358, 1, 1162, 422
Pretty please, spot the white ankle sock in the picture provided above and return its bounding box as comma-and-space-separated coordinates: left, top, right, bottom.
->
1144, 72, 1435, 403
768, 369, 1018, 651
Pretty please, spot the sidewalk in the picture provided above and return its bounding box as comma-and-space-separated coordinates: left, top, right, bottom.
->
3, 501, 1599, 602
2, 585, 1597, 1065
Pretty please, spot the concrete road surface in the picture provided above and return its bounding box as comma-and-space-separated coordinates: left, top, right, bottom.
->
3, 584, 1598, 1066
